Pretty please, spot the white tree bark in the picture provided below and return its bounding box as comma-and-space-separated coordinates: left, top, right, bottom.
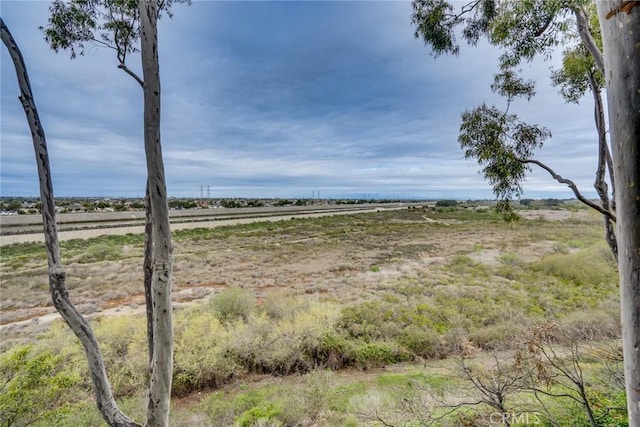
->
1, 18, 140, 427
138, 2, 174, 426
596, 1, 640, 422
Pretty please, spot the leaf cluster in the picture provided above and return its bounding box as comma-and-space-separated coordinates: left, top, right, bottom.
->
551, 45, 602, 103
0, 345, 81, 427
411, 0, 581, 66
411, 0, 498, 56
41, 0, 189, 63
41, 0, 139, 62
489, 0, 571, 68
459, 71, 550, 206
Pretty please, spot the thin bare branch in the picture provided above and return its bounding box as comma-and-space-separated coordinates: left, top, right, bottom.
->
117, 63, 144, 87
90, 36, 118, 51
519, 158, 615, 221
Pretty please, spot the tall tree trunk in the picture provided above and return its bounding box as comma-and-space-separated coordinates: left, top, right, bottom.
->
596, 1, 640, 422
138, 2, 174, 426
1, 18, 139, 427
144, 182, 155, 366
586, 71, 618, 261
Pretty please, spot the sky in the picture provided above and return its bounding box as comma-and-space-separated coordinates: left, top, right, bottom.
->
1, 1, 599, 199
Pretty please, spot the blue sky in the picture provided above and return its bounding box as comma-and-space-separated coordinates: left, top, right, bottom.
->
1, 1, 597, 199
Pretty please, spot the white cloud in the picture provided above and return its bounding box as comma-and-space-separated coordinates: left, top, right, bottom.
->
1, 1, 601, 199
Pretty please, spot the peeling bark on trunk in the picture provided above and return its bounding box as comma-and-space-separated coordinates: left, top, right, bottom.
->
1, 18, 140, 427
596, 1, 640, 422
139, 2, 174, 426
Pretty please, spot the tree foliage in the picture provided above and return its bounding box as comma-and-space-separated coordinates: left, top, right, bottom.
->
458, 69, 550, 211
413, 0, 612, 216
459, 104, 550, 204
412, 0, 639, 421
41, 0, 186, 63
0, 346, 81, 427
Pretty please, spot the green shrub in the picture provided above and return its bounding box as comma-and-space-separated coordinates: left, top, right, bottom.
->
448, 255, 488, 276
235, 403, 283, 427
531, 246, 616, 287
398, 325, 442, 358
199, 386, 283, 427
309, 333, 355, 370
225, 303, 340, 376
0, 345, 81, 427
173, 308, 237, 396
499, 252, 523, 266
441, 326, 470, 356
338, 301, 401, 341
352, 342, 409, 369
210, 286, 255, 323
557, 310, 621, 342
93, 316, 147, 397
38, 400, 104, 426
469, 321, 526, 350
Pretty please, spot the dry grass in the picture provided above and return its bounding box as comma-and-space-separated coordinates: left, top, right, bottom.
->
0, 207, 605, 330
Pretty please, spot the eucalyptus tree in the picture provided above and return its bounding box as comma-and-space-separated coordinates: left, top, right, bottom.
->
3, 1, 185, 426
1, 17, 139, 426
411, 0, 639, 421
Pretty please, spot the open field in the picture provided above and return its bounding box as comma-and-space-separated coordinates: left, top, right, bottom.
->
0, 206, 626, 426
0, 204, 405, 246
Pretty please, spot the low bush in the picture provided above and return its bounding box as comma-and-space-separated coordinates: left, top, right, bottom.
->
77, 243, 123, 263
469, 321, 527, 350
261, 291, 307, 320
210, 286, 255, 323
337, 300, 402, 341
531, 245, 616, 287
557, 310, 621, 342
337, 300, 446, 343
224, 302, 341, 376
235, 403, 283, 427
398, 325, 442, 358
352, 342, 410, 369
310, 333, 355, 370
173, 308, 237, 396
94, 316, 147, 397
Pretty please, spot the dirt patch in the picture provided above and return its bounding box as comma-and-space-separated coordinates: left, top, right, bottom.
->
518, 209, 587, 221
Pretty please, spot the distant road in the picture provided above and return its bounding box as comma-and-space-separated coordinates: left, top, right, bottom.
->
0, 203, 409, 247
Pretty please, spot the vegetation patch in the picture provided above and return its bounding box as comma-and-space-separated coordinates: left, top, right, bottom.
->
0, 206, 626, 425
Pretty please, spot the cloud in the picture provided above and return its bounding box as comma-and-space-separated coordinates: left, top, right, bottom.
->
1, 1, 601, 199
